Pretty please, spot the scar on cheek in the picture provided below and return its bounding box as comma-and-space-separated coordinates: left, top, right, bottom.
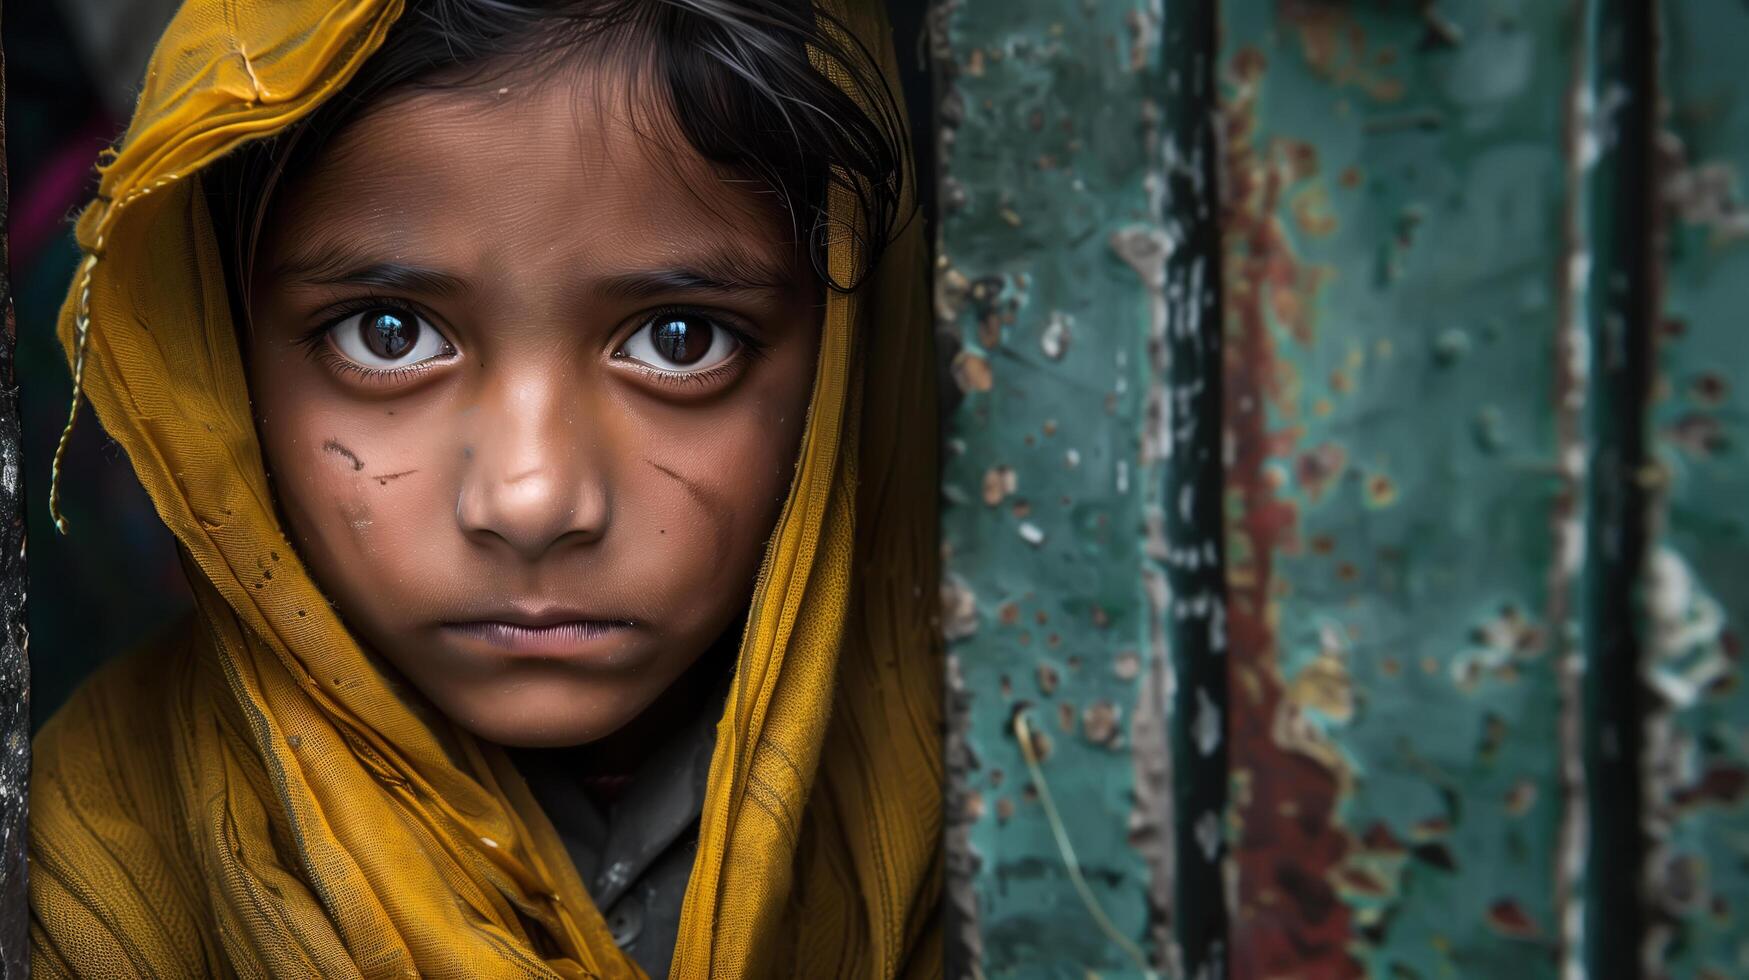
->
323, 439, 364, 471
370, 470, 419, 487
644, 457, 733, 562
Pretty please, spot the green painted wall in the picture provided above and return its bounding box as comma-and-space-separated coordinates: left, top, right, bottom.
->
935, 0, 1195, 974
940, 1, 1748, 977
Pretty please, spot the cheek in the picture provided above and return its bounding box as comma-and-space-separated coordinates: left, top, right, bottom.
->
626, 351, 816, 610
252, 368, 454, 611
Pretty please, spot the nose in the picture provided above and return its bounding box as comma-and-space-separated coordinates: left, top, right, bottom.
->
455, 375, 610, 560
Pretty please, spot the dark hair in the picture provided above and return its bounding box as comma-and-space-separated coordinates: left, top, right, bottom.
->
203, 0, 908, 310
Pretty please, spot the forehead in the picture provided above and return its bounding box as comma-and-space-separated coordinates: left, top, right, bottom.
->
264, 60, 798, 273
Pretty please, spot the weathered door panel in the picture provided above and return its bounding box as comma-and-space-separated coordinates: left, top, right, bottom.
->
1218, 3, 1576, 976
941, 1, 1746, 978
936, 0, 1166, 971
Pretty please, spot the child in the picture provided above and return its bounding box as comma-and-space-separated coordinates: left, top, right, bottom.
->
29, 1, 942, 976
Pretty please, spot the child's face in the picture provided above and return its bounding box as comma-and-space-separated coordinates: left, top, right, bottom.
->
245, 64, 821, 747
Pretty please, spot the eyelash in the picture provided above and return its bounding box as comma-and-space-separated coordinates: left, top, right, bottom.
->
298, 296, 768, 388
613, 304, 769, 390
297, 293, 452, 386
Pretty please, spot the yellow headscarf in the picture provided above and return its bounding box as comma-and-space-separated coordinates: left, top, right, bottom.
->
28, 1, 942, 976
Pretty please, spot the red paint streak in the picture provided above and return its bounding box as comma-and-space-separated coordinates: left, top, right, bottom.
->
1486, 899, 1541, 938
1672, 765, 1749, 809
1222, 46, 1363, 980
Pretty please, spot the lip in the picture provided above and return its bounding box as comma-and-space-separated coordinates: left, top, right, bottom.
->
440, 611, 639, 661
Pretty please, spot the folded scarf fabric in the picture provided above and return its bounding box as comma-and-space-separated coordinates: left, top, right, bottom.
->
28, 1, 942, 975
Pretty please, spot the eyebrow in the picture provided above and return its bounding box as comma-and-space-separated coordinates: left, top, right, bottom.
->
274, 242, 798, 301
594, 247, 800, 301
275, 245, 471, 297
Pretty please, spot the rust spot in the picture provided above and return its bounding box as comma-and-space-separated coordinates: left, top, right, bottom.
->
1361, 822, 1405, 854
951, 351, 994, 393
1295, 443, 1348, 503
1278, 0, 1407, 103
977, 312, 1003, 349
1036, 663, 1060, 696
1223, 43, 1360, 977
1485, 899, 1541, 938
1364, 473, 1398, 509
1690, 371, 1730, 406
995, 797, 1014, 824
1672, 765, 1749, 809
1339, 166, 1362, 188
981, 465, 1017, 506
1056, 702, 1077, 733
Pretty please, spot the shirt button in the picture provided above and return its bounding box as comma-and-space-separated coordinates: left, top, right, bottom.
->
607, 895, 644, 948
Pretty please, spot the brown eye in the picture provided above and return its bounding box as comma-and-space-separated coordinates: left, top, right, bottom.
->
362, 308, 416, 359
651, 316, 707, 365
620, 313, 740, 374
327, 305, 453, 370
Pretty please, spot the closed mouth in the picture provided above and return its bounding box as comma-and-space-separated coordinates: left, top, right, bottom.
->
441, 619, 636, 652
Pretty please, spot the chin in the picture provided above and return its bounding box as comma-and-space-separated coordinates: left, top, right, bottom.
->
435, 680, 651, 749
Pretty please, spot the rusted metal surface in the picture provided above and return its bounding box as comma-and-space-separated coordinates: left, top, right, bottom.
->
1219, 3, 1581, 976
1642, 1, 1749, 976
935, 0, 1226, 974
936, 1, 1741, 976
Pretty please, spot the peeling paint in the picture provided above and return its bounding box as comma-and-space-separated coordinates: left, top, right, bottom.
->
1220, 33, 1361, 979
1221, 3, 1580, 977
1642, 3, 1749, 975
936, 0, 1193, 972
